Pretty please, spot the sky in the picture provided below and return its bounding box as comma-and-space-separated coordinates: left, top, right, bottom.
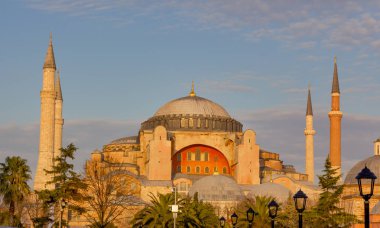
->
1, 0, 380, 182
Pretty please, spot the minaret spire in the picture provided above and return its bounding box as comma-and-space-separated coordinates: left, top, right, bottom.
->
332, 56, 340, 93
305, 86, 316, 183
329, 56, 343, 178
55, 70, 63, 100
189, 81, 196, 97
43, 32, 56, 69
306, 86, 313, 116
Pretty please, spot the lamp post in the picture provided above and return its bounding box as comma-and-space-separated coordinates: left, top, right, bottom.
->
246, 207, 255, 227
356, 165, 377, 228
171, 187, 178, 228
268, 199, 279, 228
231, 212, 238, 228
293, 189, 308, 228
219, 216, 226, 227
59, 199, 67, 228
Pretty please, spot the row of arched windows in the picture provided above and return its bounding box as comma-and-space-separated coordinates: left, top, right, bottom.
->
177, 165, 227, 174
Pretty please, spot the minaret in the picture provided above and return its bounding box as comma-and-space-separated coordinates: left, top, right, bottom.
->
328, 57, 343, 177
34, 34, 57, 190
304, 86, 316, 183
374, 138, 380, 155
54, 70, 64, 160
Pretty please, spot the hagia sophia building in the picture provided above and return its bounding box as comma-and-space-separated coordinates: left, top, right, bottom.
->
33, 35, 380, 226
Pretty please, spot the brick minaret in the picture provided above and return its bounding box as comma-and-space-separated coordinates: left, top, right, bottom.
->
54, 70, 63, 160
328, 57, 343, 177
304, 86, 316, 183
34, 34, 57, 190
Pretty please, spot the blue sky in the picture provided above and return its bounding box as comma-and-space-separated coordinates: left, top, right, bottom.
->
1, 0, 380, 181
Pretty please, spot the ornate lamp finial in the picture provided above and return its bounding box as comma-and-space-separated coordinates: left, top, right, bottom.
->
189, 81, 196, 97
334, 56, 337, 64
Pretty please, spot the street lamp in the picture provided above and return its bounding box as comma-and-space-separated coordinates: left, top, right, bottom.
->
171, 187, 178, 228
59, 199, 67, 228
268, 199, 279, 228
246, 207, 255, 227
293, 189, 308, 228
219, 216, 226, 227
231, 212, 238, 228
356, 165, 377, 228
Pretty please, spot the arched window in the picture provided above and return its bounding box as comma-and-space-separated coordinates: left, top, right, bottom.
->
186, 166, 191, 173
196, 166, 200, 174
223, 167, 227, 174
205, 167, 210, 173
177, 166, 181, 173
177, 153, 182, 162
204, 152, 209, 161
187, 152, 192, 161
195, 149, 201, 161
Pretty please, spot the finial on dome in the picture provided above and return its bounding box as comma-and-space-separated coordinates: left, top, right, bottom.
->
189, 81, 196, 97
334, 56, 337, 64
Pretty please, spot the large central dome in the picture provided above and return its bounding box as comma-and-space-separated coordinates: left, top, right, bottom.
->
154, 96, 231, 118
140, 84, 243, 132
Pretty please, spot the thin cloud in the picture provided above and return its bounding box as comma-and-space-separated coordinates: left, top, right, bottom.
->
25, 0, 380, 52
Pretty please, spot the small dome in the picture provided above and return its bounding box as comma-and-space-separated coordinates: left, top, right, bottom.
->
154, 95, 231, 118
189, 175, 243, 201
372, 201, 380, 214
344, 155, 380, 185
246, 183, 291, 202
109, 136, 139, 145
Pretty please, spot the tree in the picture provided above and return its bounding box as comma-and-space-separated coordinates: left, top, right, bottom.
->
306, 157, 357, 227
131, 193, 175, 227
131, 192, 219, 227
0, 156, 31, 226
235, 195, 273, 228
81, 160, 141, 228
178, 192, 219, 227
37, 143, 87, 227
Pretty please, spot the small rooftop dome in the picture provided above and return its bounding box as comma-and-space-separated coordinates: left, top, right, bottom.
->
189, 175, 243, 201
344, 155, 380, 185
372, 201, 380, 215
246, 182, 291, 202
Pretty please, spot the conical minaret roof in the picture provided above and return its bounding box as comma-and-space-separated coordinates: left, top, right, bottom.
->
43, 33, 56, 69
331, 56, 340, 93
306, 87, 313, 116
55, 70, 62, 100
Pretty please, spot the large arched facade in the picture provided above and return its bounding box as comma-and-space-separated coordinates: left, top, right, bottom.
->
172, 144, 230, 176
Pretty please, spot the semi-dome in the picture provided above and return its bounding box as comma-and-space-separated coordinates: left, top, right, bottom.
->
189, 174, 243, 201
344, 155, 380, 185
246, 182, 291, 202
154, 95, 230, 118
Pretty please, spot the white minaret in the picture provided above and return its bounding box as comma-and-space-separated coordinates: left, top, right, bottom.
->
54, 70, 63, 160
34, 34, 57, 191
304, 86, 316, 183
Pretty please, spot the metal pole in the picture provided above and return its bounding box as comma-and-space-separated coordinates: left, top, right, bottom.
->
365, 200, 369, 228
59, 207, 63, 228
271, 218, 275, 228
298, 213, 302, 228
173, 187, 177, 228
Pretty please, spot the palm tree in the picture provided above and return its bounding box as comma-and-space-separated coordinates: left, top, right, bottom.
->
179, 192, 219, 227
131, 193, 175, 227
0, 156, 31, 226
236, 195, 273, 228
